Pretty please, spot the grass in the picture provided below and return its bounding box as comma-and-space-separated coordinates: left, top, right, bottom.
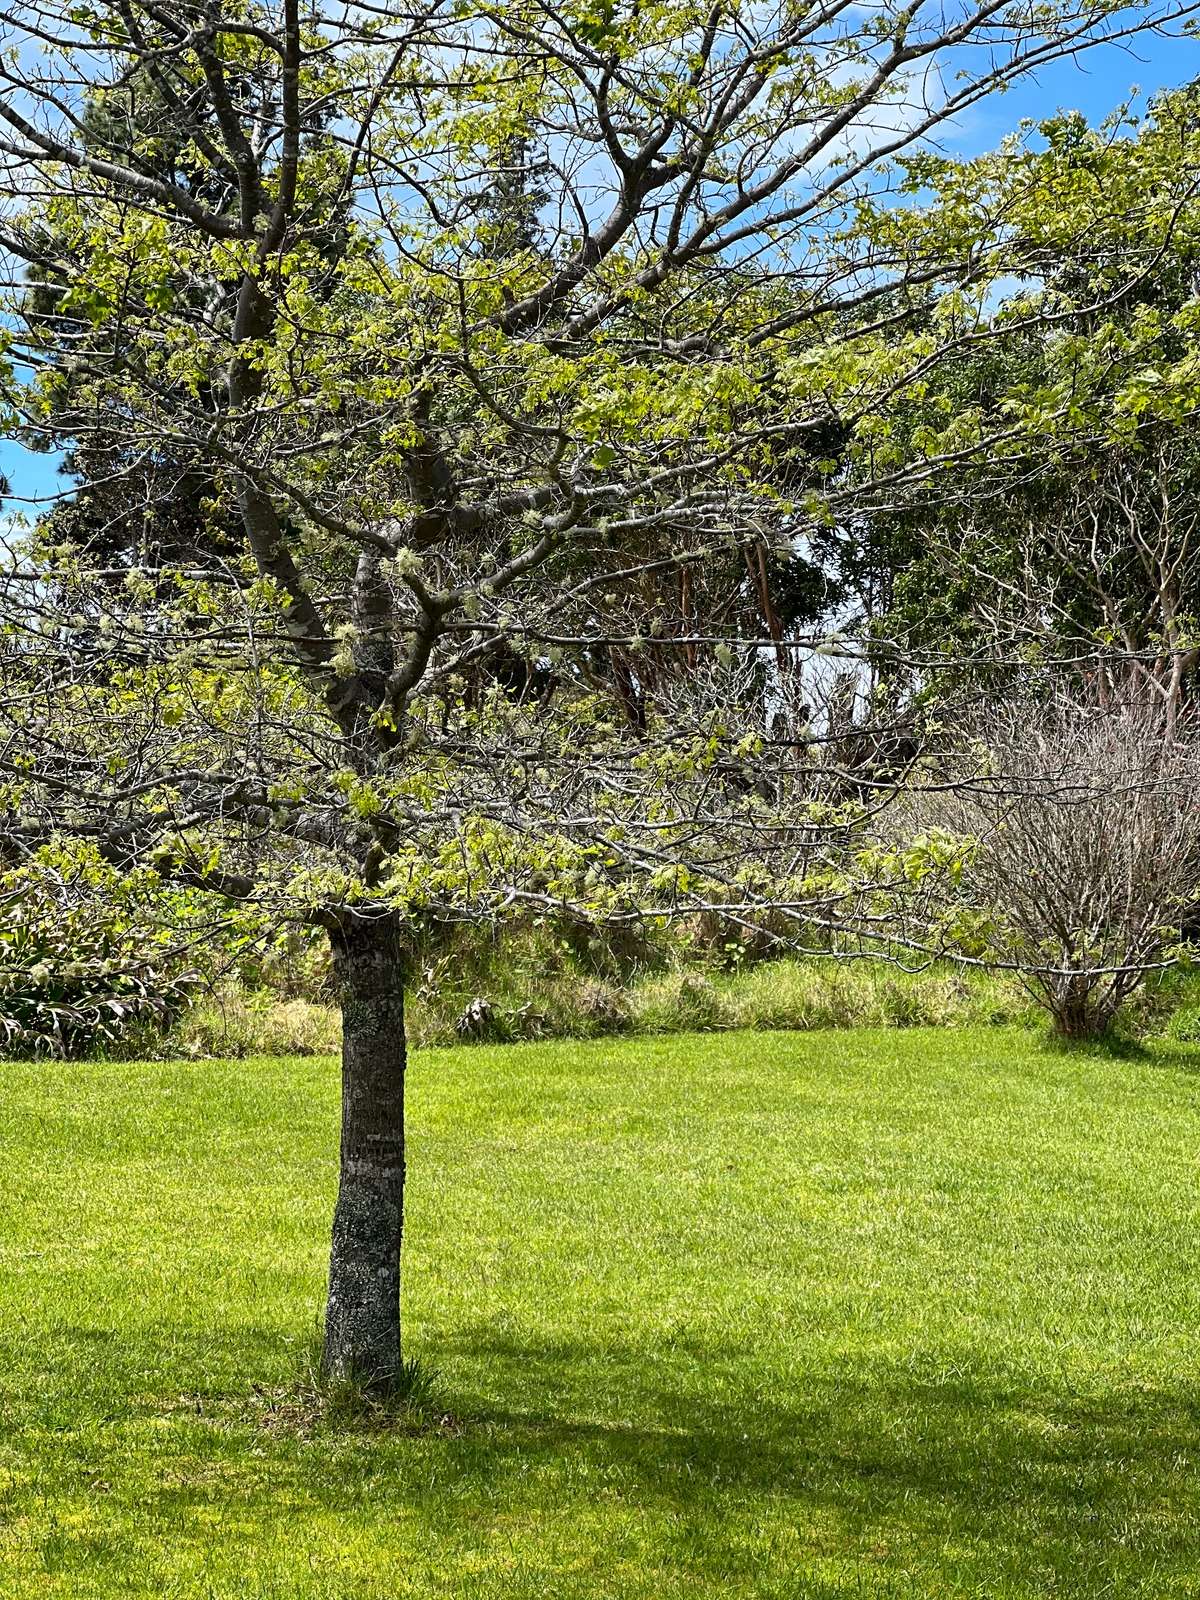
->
167, 954, 1028, 1057
5, 1028, 1200, 1596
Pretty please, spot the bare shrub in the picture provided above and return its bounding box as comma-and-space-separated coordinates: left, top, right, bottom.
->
915, 702, 1200, 1041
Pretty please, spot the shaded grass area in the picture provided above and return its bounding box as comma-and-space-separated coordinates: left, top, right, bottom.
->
5, 1029, 1200, 1595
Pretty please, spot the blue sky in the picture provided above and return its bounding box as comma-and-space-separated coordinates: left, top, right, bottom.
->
949, 24, 1198, 153
2, 20, 1196, 511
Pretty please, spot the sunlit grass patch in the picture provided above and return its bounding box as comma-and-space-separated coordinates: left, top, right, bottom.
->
4, 1028, 1200, 1596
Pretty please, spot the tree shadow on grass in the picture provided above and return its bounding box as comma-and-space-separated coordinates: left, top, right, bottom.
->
404, 1324, 1200, 1585
1036, 1032, 1153, 1064
12, 1322, 1200, 1594
1034, 1033, 1200, 1076
1142, 1044, 1200, 1075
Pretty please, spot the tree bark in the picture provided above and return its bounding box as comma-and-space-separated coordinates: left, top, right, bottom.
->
322, 912, 407, 1391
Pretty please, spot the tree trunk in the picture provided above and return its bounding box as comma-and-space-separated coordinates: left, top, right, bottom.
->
1049, 974, 1111, 1043
322, 913, 407, 1391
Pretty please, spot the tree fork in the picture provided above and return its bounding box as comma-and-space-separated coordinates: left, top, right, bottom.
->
323, 911, 407, 1392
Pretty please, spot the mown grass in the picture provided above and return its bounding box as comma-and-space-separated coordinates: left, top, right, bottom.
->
5, 1028, 1200, 1596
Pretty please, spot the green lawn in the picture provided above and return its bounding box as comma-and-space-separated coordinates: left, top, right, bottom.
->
5, 1028, 1200, 1597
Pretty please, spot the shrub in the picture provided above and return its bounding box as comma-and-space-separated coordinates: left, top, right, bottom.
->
0, 867, 198, 1058
908, 702, 1200, 1042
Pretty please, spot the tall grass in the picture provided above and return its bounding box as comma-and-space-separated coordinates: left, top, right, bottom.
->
166, 956, 1032, 1058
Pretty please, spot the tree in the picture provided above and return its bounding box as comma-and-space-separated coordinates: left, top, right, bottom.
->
831, 89, 1200, 714
898, 700, 1200, 1040
1, 0, 1196, 1391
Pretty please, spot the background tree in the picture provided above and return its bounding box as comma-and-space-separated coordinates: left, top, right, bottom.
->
834, 90, 1200, 717
801, 90, 1200, 1040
